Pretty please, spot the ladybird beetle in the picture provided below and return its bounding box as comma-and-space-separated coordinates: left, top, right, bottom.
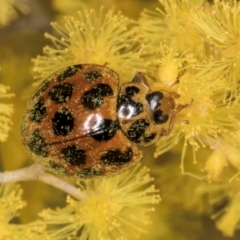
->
21, 64, 187, 178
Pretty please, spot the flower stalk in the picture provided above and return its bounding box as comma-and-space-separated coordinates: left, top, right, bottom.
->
0, 164, 86, 200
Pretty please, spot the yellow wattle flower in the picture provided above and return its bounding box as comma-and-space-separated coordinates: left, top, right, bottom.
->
40, 164, 160, 240
32, 7, 143, 86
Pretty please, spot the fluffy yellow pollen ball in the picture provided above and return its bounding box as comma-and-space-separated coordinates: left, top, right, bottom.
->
205, 151, 227, 182
157, 63, 178, 86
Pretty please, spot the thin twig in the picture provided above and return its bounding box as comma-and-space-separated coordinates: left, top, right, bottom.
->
0, 163, 86, 200
39, 171, 86, 200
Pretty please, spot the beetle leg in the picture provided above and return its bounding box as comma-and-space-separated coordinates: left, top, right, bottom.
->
132, 72, 150, 88
167, 99, 193, 135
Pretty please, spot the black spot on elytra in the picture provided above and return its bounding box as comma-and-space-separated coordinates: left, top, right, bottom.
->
52, 109, 74, 136
81, 83, 113, 109
100, 148, 133, 165
84, 71, 103, 81
146, 91, 163, 111
77, 168, 102, 178
153, 110, 169, 124
89, 119, 119, 142
49, 83, 74, 103
125, 86, 140, 96
61, 145, 86, 166
127, 119, 156, 144
117, 94, 143, 117
29, 99, 46, 123
32, 79, 50, 98
57, 65, 82, 81
28, 129, 49, 157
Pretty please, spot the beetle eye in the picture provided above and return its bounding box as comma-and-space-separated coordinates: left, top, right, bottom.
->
153, 110, 169, 124
146, 92, 163, 111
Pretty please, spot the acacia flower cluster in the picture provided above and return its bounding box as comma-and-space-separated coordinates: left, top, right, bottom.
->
0, 164, 160, 239
40, 164, 160, 240
32, 7, 143, 86
139, 0, 240, 236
